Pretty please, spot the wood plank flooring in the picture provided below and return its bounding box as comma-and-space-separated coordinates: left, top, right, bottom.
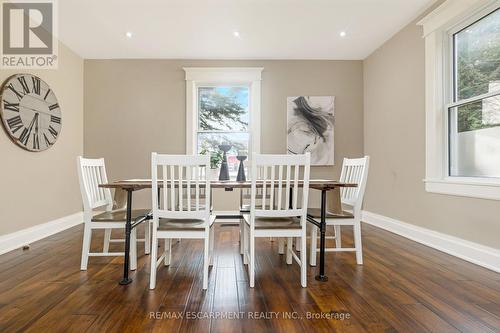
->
0, 222, 499, 332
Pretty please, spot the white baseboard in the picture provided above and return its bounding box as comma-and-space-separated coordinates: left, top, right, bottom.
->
362, 210, 500, 273
0, 212, 83, 256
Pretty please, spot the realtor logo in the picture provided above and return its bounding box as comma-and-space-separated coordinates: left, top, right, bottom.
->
1, 0, 58, 68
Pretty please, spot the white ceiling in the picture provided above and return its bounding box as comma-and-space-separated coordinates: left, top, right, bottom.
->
59, 0, 436, 60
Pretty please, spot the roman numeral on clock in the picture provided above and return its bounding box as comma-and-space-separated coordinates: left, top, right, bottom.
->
48, 125, 58, 138
51, 115, 61, 124
7, 115, 23, 133
19, 127, 30, 145
43, 88, 51, 101
7, 83, 24, 100
43, 133, 52, 146
32, 76, 41, 95
33, 133, 40, 150
17, 76, 30, 95
3, 100, 19, 112
49, 103, 59, 111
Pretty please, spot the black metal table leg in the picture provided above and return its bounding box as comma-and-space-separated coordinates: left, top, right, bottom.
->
119, 189, 133, 285
315, 189, 328, 282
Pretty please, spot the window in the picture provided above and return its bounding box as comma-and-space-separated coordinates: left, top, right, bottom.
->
420, 0, 500, 199
197, 86, 250, 174
449, 8, 500, 178
184, 67, 262, 174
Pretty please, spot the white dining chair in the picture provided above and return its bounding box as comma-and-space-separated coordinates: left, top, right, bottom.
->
243, 153, 311, 288
149, 153, 215, 290
308, 156, 370, 266
77, 157, 151, 271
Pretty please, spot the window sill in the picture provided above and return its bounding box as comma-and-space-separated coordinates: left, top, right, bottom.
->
424, 178, 500, 200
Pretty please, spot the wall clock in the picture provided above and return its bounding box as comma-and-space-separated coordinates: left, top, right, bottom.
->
0, 74, 61, 152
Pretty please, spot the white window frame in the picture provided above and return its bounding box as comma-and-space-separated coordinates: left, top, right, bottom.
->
184, 67, 263, 156
418, 0, 500, 200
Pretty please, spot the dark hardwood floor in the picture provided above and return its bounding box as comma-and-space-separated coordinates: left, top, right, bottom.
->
0, 221, 499, 332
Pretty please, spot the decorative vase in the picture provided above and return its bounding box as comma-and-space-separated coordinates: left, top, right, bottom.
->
218, 144, 231, 181
236, 155, 247, 181
208, 168, 219, 181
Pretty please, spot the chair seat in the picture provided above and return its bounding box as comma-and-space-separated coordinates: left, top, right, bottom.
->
242, 215, 301, 229
307, 208, 354, 219
92, 209, 151, 222
158, 215, 216, 231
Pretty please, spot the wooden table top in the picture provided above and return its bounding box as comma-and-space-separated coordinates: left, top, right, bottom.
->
99, 179, 357, 191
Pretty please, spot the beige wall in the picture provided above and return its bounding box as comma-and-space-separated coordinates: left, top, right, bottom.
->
363, 17, 500, 249
84, 60, 364, 209
0, 43, 84, 235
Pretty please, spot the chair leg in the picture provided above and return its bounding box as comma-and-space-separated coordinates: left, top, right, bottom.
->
239, 219, 244, 255
286, 237, 293, 265
249, 229, 255, 288
310, 226, 317, 267
278, 237, 285, 254
103, 228, 111, 252
354, 221, 363, 265
130, 228, 137, 271
149, 231, 158, 289
209, 226, 215, 266
243, 224, 248, 265
164, 239, 171, 266
300, 229, 307, 287
80, 224, 92, 270
203, 231, 210, 290
295, 237, 301, 251
334, 225, 342, 248
144, 221, 151, 255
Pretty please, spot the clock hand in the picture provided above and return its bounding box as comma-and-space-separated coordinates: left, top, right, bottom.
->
35, 113, 39, 134
24, 113, 38, 142
19, 105, 56, 117
27, 92, 52, 104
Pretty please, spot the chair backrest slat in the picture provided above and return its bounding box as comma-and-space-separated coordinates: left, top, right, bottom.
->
77, 157, 113, 212
186, 167, 191, 212
170, 165, 175, 211
285, 164, 291, 209
262, 166, 267, 210
152, 153, 210, 222
195, 165, 200, 210
293, 164, 299, 210
269, 166, 275, 210
277, 165, 283, 210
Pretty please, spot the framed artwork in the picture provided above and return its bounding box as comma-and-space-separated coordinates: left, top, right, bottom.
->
287, 96, 335, 165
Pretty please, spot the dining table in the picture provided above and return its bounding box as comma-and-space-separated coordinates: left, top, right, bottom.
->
99, 179, 357, 285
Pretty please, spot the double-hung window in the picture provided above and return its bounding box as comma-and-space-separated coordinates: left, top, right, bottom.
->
197, 85, 250, 174
184, 67, 262, 175
449, 8, 500, 178
420, 0, 500, 199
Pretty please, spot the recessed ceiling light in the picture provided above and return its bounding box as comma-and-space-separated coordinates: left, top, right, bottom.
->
233, 31, 240, 38
339, 31, 347, 38
126, 32, 133, 38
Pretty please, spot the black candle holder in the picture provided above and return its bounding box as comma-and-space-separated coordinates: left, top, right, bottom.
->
236, 155, 247, 181
218, 144, 231, 181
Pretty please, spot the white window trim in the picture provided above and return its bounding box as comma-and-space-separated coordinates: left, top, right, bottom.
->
418, 0, 500, 200
183, 67, 263, 155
